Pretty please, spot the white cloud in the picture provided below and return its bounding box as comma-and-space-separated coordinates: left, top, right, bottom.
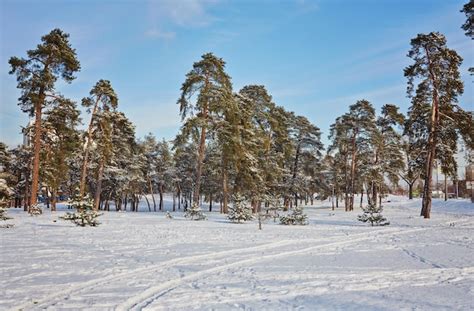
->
145, 0, 220, 40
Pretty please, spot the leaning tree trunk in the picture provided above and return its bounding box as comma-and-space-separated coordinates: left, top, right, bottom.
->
93, 157, 105, 211
79, 98, 100, 199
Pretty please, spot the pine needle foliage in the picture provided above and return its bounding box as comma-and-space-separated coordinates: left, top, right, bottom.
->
280, 206, 308, 225
184, 203, 207, 220
228, 193, 254, 223
61, 195, 101, 227
358, 203, 390, 226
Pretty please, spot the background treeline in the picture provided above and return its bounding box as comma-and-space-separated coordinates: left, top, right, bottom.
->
0, 1, 472, 219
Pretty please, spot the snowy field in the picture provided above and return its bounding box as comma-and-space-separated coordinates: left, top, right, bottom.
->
1, 196, 473, 310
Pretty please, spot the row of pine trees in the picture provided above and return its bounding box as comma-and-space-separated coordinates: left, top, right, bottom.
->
0, 1, 472, 220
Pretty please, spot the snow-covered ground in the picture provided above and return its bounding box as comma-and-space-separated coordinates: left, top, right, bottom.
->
1, 196, 473, 310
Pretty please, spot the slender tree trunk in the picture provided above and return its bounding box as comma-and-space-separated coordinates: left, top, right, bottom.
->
148, 177, 156, 212
444, 174, 448, 201
209, 193, 213, 212
159, 183, 164, 211
349, 130, 358, 212
30, 97, 44, 208
172, 192, 176, 212
177, 184, 181, 210
360, 189, 364, 208
93, 158, 105, 211
408, 182, 414, 200
222, 168, 229, 214
51, 188, 57, 212
144, 194, 151, 212
194, 112, 208, 206
79, 99, 100, 198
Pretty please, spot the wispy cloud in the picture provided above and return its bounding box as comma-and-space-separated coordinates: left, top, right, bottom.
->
145, 0, 220, 40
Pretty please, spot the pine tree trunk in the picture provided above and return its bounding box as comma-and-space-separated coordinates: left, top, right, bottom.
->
172, 192, 176, 212
421, 45, 440, 219
159, 183, 164, 211
444, 173, 448, 201
408, 182, 414, 200
79, 99, 100, 198
51, 188, 57, 212
194, 117, 207, 206
360, 190, 364, 208
148, 177, 156, 212
93, 158, 105, 211
144, 194, 151, 212
30, 96, 44, 209
222, 168, 229, 214
177, 184, 181, 210
209, 193, 213, 212
349, 130, 358, 212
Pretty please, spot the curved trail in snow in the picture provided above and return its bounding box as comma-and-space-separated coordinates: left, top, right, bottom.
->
12, 227, 397, 310
118, 223, 457, 311
12, 217, 472, 310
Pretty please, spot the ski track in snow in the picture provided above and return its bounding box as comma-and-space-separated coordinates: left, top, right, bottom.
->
2, 197, 474, 310
117, 221, 471, 311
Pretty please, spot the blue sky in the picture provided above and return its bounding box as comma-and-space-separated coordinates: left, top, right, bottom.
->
1, 0, 472, 147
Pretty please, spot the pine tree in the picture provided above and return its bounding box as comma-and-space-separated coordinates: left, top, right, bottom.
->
228, 193, 253, 223
404, 32, 464, 218
41, 98, 81, 211
177, 53, 233, 206
358, 202, 390, 226
61, 194, 101, 227
184, 203, 207, 220
280, 206, 308, 225
461, 0, 474, 75
9, 29, 80, 209
79, 80, 118, 199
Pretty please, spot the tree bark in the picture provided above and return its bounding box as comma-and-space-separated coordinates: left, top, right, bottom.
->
30, 96, 44, 209
222, 168, 229, 214
51, 188, 57, 212
79, 97, 100, 198
349, 129, 358, 211
421, 44, 440, 219
159, 183, 164, 211
148, 177, 156, 212
93, 157, 105, 211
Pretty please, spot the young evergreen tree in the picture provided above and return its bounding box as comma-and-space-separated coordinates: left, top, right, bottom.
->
8, 29, 80, 208
404, 32, 464, 218
228, 193, 254, 223
358, 202, 389, 226
280, 206, 308, 225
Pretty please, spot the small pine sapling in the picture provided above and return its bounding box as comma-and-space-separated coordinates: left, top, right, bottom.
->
184, 203, 207, 220
28, 204, 43, 216
358, 202, 390, 226
165, 211, 173, 219
280, 206, 308, 225
228, 193, 254, 223
61, 195, 101, 227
